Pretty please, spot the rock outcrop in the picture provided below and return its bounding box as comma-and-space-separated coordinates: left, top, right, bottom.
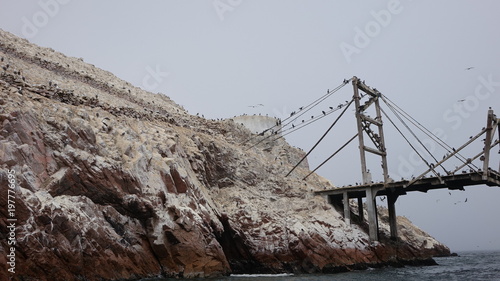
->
0, 29, 449, 281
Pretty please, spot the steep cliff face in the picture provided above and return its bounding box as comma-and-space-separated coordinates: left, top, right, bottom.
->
0, 29, 449, 281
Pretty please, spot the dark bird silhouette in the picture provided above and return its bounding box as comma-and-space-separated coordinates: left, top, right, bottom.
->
458, 99, 465, 102
322, 111, 326, 115
329, 106, 333, 110
465, 198, 468, 202
465, 67, 474, 70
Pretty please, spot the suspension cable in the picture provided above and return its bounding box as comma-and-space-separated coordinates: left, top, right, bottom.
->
242, 78, 352, 147
303, 133, 358, 180
277, 80, 350, 134
382, 95, 461, 157
246, 102, 346, 150
379, 106, 442, 178
285, 98, 354, 177
380, 98, 446, 174
381, 95, 480, 172
274, 100, 351, 139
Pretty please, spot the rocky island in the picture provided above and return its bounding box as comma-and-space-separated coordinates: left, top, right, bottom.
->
0, 29, 449, 281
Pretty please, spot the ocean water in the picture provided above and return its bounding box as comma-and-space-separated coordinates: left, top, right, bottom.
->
142, 251, 500, 281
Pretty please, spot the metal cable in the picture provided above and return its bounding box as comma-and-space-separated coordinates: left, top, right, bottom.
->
303, 134, 358, 180
244, 79, 350, 142
286, 98, 354, 177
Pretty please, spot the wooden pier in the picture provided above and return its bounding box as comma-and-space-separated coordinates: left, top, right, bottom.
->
315, 170, 500, 241
304, 77, 500, 242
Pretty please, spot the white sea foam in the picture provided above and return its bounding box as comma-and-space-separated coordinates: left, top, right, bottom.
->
230, 273, 294, 278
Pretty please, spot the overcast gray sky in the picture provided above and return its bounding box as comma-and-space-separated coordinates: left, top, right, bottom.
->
1, 0, 499, 252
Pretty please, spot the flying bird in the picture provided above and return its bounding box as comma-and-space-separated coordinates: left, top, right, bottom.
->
465, 67, 474, 70
458, 99, 465, 102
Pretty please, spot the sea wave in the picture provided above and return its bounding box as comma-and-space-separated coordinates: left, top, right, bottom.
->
230, 273, 294, 278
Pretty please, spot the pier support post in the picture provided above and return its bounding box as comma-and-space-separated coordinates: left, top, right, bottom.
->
366, 187, 378, 242
357, 197, 364, 221
343, 192, 351, 225
387, 193, 399, 240
483, 109, 494, 180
